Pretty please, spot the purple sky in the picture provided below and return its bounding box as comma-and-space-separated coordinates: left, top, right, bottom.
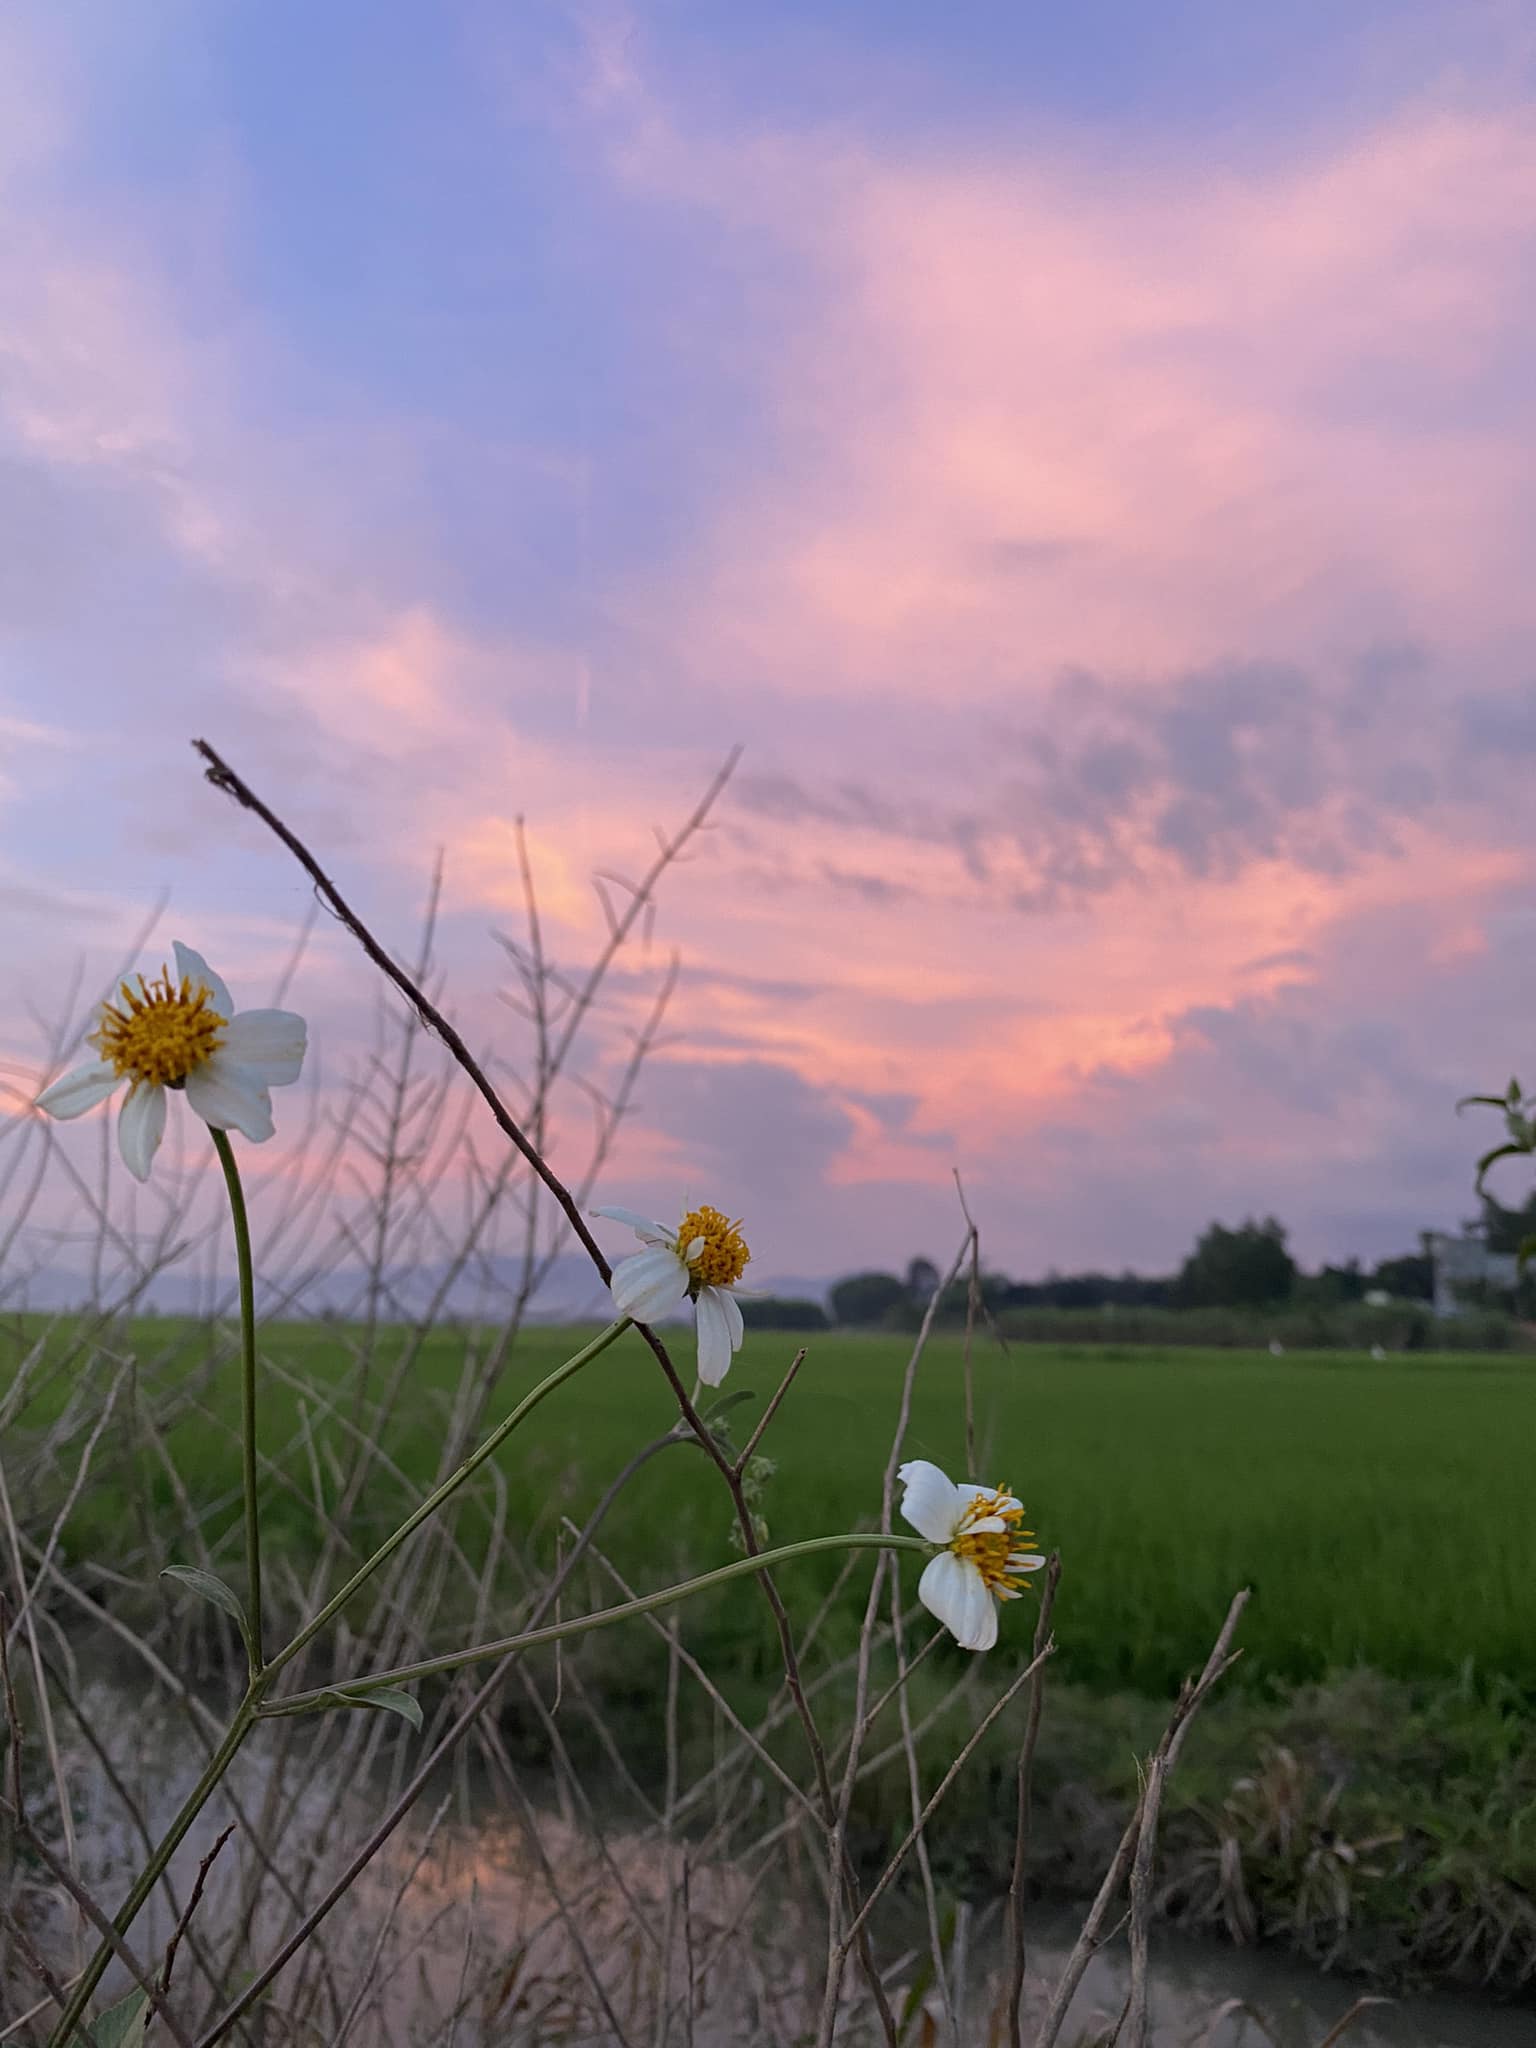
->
4, 2, 1536, 1285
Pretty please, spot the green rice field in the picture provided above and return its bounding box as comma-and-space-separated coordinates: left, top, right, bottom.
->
10, 1315, 1536, 1987
10, 1317, 1533, 1698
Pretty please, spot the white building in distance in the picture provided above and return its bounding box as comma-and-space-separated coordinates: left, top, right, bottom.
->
1425, 1232, 1521, 1317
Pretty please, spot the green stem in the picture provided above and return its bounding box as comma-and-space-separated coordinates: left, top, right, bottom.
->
210, 1126, 262, 1673
264, 1317, 633, 1680
48, 1695, 259, 2047
260, 1532, 933, 1714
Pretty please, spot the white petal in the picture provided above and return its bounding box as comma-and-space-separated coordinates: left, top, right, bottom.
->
184, 1055, 275, 1142
172, 942, 233, 1017
117, 1082, 167, 1182
1009, 1554, 1047, 1574
36, 1061, 120, 1120
897, 1460, 965, 1544
962, 1515, 1009, 1536
918, 1552, 998, 1651
221, 1009, 308, 1087
719, 1287, 744, 1350
609, 1245, 689, 1321
592, 1206, 677, 1248
694, 1286, 735, 1386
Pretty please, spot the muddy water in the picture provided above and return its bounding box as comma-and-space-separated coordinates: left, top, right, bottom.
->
12, 1673, 1531, 2047
1011, 1907, 1534, 2046
340, 1825, 1535, 2046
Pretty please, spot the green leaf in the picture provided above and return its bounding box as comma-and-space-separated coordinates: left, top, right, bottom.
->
1516, 1234, 1536, 1274
315, 1684, 423, 1732
1474, 1141, 1530, 1191
1456, 1092, 1511, 1114
700, 1388, 755, 1425
356, 1685, 423, 1731
161, 1566, 254, 1659
74, 1989, 148, 2048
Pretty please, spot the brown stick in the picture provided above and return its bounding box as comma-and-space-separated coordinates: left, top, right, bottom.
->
734, 1348, 808, 1474
1005, 1550, 1061, 2044
194, 738, 618, 1286
1192, 1999, 1277, 2047
1122, 1748, 1167, 2047
0, 1903, 72, 2023
836, 1642, 1055, 1959
1316, 1998, 1394, 2047
160, 1825, 236, 2000
1032, 1589, 1250, 2048
952, 1171, 981, 1478
1, 1803, 197, 2048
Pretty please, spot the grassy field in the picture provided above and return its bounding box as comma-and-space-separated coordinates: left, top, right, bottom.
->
10, 1315, 1535, 1693
9, 1314, 1536, 1988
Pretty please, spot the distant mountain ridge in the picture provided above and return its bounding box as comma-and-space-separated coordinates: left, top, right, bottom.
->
5, 1249, 835, 1324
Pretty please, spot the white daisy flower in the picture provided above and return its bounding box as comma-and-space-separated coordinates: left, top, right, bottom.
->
36, 942, 307, 1183
897, 1458, 1045, 1652
593, 1202, 751, 1386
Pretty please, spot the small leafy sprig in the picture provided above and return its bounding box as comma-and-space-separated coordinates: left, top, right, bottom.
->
1459, 1075, 1536, 1266
730, 1452, 777, 1553
1459, 1074, 1535, 1183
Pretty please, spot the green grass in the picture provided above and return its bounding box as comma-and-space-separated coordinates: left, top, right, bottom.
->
9, 1316, 1535, 1697
10, 1315, 1536, 1988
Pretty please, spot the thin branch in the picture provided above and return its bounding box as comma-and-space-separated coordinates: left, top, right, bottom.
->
836, 1641, 1054, 1958
1005, 1550, 1061, 2045
1032, 1589, 1250, 2048
160, 1826, 236, 2000
733, 1348, 808, 1474
193, 739, 616, 1286
1316, 1999, 1395, 2047
1122, 1748, 1167, 2048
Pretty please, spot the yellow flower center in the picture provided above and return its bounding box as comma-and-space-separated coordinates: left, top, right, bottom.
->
950, 1486, 1036, 1595
89, 970, 227, 1089
675, 1204, 750, 1290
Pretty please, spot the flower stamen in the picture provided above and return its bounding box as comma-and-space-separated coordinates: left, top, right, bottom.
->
89, 970, 226, 1089
674, 1205, 750, 1290
949, 1486, 1036, 1596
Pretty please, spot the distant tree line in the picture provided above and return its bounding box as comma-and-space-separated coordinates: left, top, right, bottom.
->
772, 1218, 1450, 1331
737, 1190, 1536, 1334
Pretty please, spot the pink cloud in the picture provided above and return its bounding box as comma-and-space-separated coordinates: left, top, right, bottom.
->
602, 99, 1536, 696
8, 16, 1536, 1279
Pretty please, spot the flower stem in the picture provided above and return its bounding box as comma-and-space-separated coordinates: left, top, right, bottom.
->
260, 1532, 933, 1713
264, 1317, 633, 1680
47, 1694, 259, 2047
210, 1126, 262, 1673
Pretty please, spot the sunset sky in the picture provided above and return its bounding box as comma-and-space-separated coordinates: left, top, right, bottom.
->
5, 1, 1536, 1287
